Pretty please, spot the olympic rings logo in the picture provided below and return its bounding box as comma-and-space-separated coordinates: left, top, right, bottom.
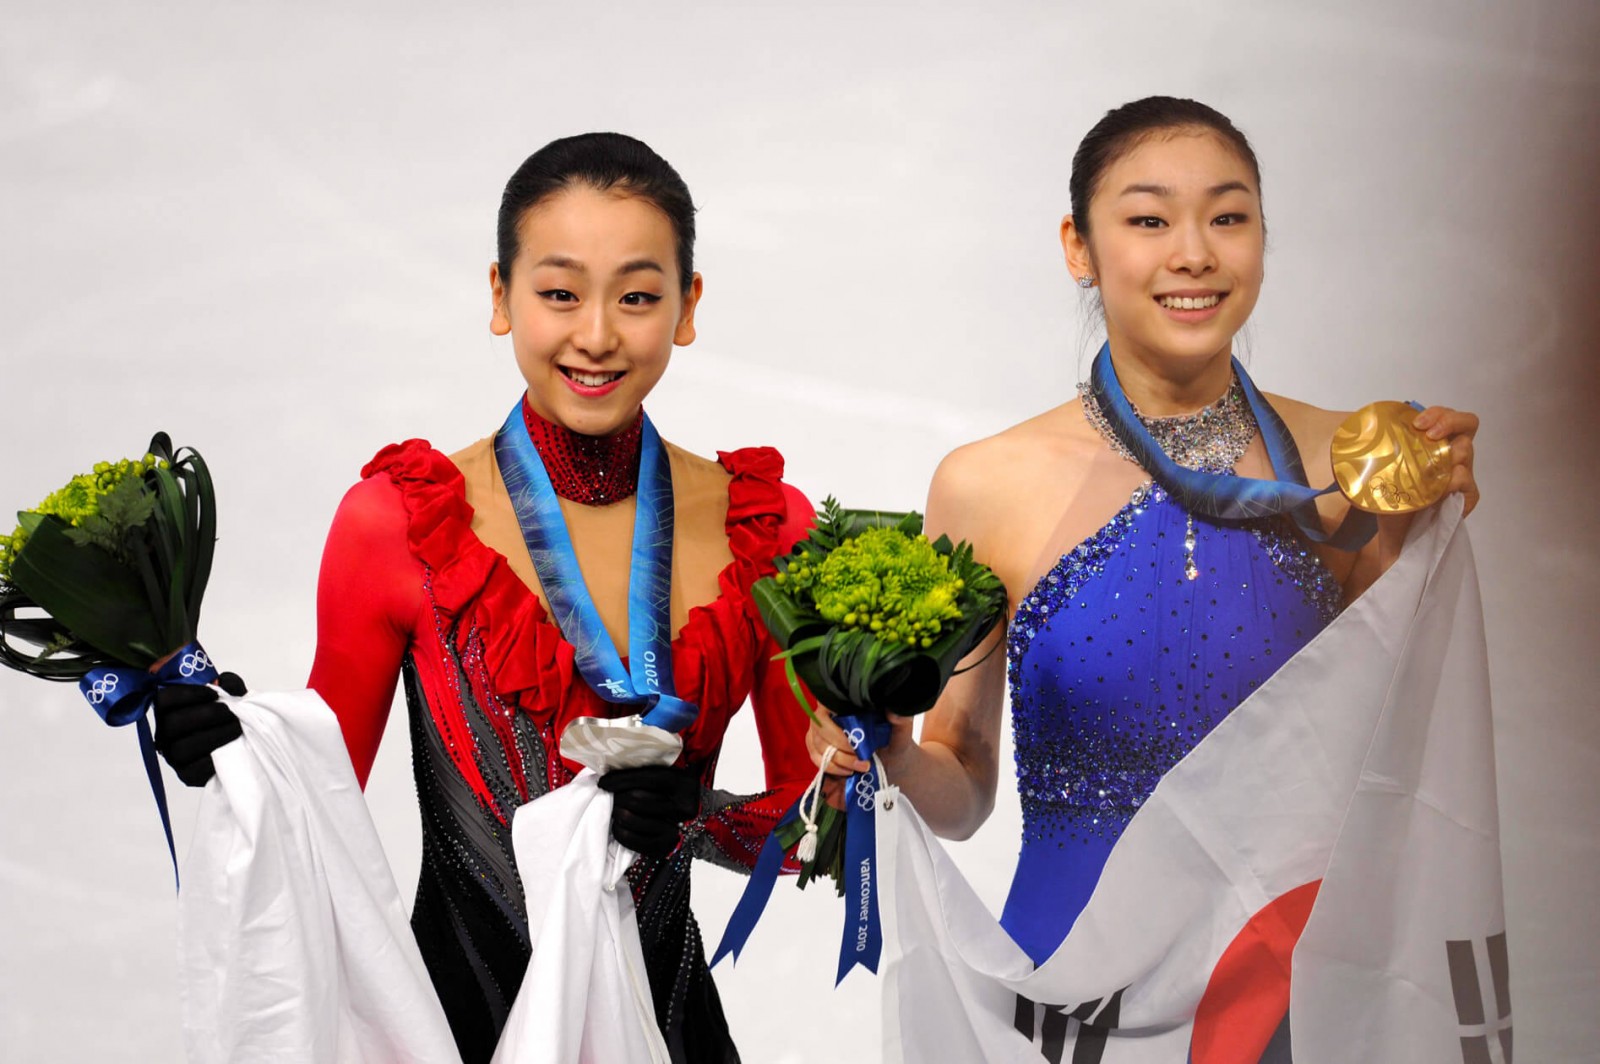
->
178, 650, 211, 678
846, 727, 866, 749
855, 774, 877, 811
87, 674, 120, 705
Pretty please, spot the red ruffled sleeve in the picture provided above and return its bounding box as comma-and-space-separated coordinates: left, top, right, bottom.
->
689, 457, 818, 870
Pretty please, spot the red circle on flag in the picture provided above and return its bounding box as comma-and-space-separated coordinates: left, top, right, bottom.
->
1189, 879, 1321, 1063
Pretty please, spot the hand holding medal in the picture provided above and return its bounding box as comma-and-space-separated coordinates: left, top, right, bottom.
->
1333, 401, 1479, 516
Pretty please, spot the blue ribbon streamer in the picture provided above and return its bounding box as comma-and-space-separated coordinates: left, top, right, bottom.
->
80, 642, 219, 889
711, 713, 892, 983
709, 800, 802, 969
836, 713, 891, 983
494, 403, 698, 733
1089, 342, 1377, 551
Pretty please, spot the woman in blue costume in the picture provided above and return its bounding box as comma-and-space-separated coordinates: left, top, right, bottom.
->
808, 96, 1483, 966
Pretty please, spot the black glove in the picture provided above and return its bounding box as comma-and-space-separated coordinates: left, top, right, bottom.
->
596, 764, 701, 859
152, 672, 246, 787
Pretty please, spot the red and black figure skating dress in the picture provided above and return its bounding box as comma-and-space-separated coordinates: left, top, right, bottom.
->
306, 410, 814, 1064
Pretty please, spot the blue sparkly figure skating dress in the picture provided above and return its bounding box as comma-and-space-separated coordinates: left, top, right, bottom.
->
999, 381, 1345, 965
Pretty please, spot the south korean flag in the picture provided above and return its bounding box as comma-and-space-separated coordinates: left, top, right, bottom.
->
878, 498, 1510, 1064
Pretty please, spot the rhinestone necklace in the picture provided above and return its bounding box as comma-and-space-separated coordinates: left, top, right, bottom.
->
1077, 374, 1258, 581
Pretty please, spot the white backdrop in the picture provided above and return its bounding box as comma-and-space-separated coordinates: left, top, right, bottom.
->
2, 2, 1596, 1061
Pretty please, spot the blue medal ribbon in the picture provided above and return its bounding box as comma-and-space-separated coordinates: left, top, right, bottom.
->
79, 641, 219, 889
1089, 342, 1377, 551
711, 713, 892, 983
493, 402, 698, 733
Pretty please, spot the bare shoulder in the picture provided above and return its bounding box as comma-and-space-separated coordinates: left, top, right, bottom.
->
662, 441, 733, 494
1261, 392, 1349, 479
662, 440, 733, 526
1263, 393, 1347, 449
662, 440, 733, 483
448, 436, 497, 487
932, 414, 1040, 508
930, 401, 1098, 536
1259, 393, 1362, 550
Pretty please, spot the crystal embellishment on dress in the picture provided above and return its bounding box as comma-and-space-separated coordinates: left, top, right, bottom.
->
1079, 373, 1256, 581
1005, 482, 1343, 847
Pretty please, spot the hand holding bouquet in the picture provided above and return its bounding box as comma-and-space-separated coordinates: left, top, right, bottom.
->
0, 433, 221, 879
755, 500, 1004, 880
715, 499, 1005, 980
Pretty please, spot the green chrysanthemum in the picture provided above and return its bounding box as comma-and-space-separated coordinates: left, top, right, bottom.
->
0, 456, 162, 581
0, 528, 23, 581
761, 496, 1006, 720
795, 527, 965, 649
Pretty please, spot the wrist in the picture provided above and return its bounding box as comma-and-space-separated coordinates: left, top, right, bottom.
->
876, 721, 917, 772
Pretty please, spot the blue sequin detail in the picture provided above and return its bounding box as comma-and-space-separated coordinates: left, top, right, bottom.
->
1005, 483, 1342, 846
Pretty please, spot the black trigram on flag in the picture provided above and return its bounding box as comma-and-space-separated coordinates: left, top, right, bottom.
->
1013, 988, 1123, 1064
1446, 933, 1513, 1064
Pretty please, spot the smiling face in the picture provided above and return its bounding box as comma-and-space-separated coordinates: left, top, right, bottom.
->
490, 183, 702, 437
1064, 129, 1265, 378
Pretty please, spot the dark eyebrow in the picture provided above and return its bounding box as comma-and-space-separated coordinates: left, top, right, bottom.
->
1120, 183, 1173, 197
532, 255, 663, 277
535, 254, 585, 271
1118, 181, 1254, 198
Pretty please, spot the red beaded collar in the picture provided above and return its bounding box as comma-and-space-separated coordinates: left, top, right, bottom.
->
519, 397, 642, 506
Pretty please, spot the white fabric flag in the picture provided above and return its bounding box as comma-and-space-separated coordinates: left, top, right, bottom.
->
879, 498, 1510, 1063
178, 689, 460, 1064
490, 715, 680, 1064
177, 695, 685, 1063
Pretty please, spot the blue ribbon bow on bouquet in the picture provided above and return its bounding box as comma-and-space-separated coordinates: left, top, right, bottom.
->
79, 641, 219, 887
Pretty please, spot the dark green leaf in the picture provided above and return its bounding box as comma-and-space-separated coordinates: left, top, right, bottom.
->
0, 587, 117, 680
752, 577, 828, 648
838, 508, 917, 539
7, 519, 165, 666
147, 464, 189, 644
177, 446, 216, 629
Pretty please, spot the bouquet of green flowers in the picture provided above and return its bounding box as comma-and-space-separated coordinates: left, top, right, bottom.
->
0, 433, 220, 877
757, 499, 1003, 716
714, 499, 1004, 981
756, 500, 1003, 881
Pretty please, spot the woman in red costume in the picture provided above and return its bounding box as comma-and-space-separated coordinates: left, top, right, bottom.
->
161, 132, 816, 1063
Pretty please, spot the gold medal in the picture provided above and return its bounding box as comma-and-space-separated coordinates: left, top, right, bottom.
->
1330, 401, 1453, 514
